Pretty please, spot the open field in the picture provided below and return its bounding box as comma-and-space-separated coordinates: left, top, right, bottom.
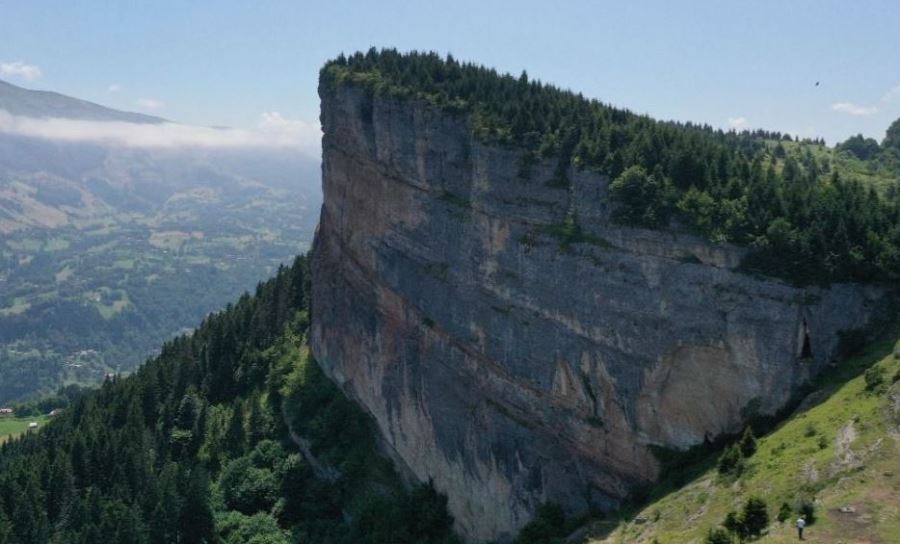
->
0, 415, 50, 444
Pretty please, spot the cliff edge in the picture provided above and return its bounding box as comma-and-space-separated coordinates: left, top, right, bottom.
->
310, 78, 887, 542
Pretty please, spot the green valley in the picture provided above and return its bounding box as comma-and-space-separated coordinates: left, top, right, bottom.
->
0, 103, 321, 403
0, 180, 317, 403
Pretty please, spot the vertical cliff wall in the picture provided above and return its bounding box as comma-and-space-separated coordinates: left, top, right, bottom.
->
310, 81, 887, 542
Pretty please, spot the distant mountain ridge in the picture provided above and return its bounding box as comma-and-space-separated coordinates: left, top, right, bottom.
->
0, 78, 166, 123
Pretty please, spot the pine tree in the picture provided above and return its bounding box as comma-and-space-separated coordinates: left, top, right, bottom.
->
246, 395, 270, 446
0, 510, 11, 544
45, 457, 75, 525
150, 463, 182, 544
11, 471, 50, 544
742, 497, 770, 537
777, 502, 793, 523
723, 510, 746, 540
739, 427, 757, 457
224, 400, 246, 458
883, 118, 900, 153
178, 468, 216, 544
705, 527, 732, 544
717, 444, 744, 475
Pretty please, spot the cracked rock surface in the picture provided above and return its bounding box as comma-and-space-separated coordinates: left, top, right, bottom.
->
310, 81, 888, 542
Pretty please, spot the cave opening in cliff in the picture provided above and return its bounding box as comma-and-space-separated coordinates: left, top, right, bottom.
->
800, 324, 813, 359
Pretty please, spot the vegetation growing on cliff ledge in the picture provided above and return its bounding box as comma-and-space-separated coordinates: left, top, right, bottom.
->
322, 49, 900, 286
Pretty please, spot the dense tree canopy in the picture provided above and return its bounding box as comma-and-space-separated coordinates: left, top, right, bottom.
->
608, 165, 673, 228
837, 134, 881, 160
884, 118, 900, 156
0, 256, 458, 544
323, 48, 900, 285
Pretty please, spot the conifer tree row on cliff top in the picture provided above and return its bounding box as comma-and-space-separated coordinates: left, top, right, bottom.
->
323, 48, 900, 285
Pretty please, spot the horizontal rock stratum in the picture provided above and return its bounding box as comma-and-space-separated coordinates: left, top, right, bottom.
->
310, 72, 887, 541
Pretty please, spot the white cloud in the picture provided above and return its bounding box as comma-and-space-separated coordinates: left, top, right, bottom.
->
0, 109, 321, 157
883, 85, 900, 103
259, 111, 304, 131
135, 98, 165, 110
0, 61, 43, 81
727, 116, 747, 130
831, 102, 878, 116
257, 112, 321, 149
107, 83, 122, 93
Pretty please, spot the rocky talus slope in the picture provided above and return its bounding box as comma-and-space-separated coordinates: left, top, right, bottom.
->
310, 81, 887, 542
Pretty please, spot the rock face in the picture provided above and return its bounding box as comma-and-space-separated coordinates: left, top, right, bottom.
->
310, 81, 888, 542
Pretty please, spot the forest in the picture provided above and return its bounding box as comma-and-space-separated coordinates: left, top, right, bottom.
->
0, 256, 459, 544
323, 49, 900, 285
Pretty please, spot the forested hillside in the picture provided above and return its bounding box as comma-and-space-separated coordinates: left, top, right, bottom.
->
323, 49, 900, 285
0, 256, 458, 544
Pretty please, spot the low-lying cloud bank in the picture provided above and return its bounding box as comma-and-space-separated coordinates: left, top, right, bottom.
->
0, 110, 321, 157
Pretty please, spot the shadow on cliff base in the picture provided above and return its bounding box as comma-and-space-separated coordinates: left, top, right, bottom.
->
544, 316, 900, 544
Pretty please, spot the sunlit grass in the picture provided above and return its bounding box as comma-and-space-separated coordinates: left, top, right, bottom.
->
592, 327, 900, 544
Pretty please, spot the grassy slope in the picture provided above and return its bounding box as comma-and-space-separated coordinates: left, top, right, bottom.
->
587, 327, 900, 544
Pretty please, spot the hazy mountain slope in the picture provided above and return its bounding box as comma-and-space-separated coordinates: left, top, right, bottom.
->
0, 78, 165, 123
0, 82, 321, 404
585, 330, 900, 544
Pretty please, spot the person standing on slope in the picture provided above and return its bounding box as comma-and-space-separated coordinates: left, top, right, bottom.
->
796, 515, 806, 540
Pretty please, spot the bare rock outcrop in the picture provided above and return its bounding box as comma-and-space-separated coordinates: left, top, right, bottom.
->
310, 80, 887, 542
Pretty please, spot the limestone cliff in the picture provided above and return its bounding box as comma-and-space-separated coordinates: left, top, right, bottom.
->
310, 80, 887, 542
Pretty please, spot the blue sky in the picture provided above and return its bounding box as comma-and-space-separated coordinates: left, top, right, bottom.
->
2, 0, 899, 144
